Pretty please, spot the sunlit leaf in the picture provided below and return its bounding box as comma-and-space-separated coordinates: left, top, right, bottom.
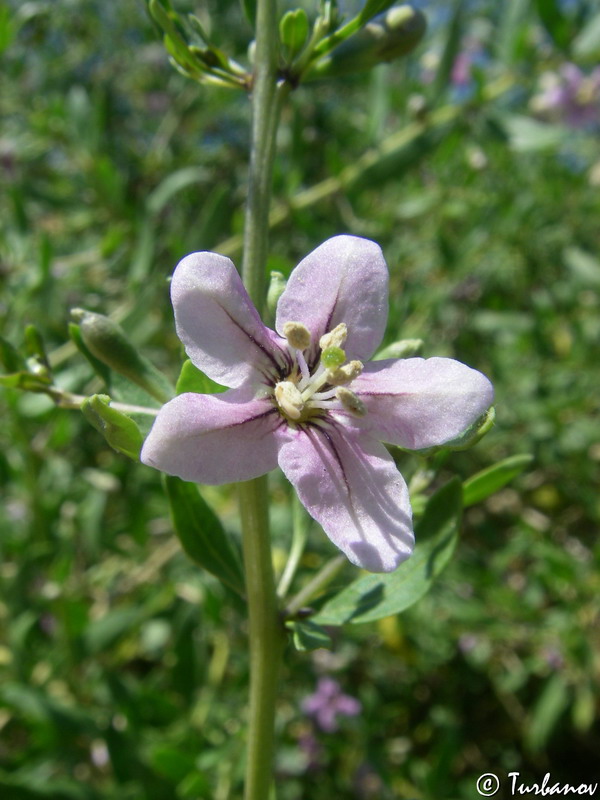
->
288, 620, 332, 651
462, 454, 533, 507
175, 359, 226, 395
573, 11, 600, 62
313, 479, 462, 626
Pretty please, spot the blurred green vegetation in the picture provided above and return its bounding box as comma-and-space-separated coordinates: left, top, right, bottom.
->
1, 0, 599, 798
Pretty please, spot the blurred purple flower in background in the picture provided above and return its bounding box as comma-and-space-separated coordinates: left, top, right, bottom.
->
531, 63, 600, 128
302, 677, 362, 732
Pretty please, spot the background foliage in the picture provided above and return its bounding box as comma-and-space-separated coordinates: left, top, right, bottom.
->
1, 0, 599, 797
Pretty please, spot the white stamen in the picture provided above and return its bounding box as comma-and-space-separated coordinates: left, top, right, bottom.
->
311, 388, 338, 401
296, 349, 310, 383
300, 363, 327, 400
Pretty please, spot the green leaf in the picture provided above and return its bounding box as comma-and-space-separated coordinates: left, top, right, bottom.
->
81, 394, 144, 460
313, 479, 462, 626
149, 0, 198, 72
83, 607, 145, 655
502, 114, 568, 152
573, 12, 600, 62
288, 620, 333, 651
24, 325, 50, 369
534, 0, 573, 51
0, 371, 52, 391
496, 0, 532, 64
432, 0, 464, 101
563, 246, 600, 288
241, 0, 257, 27
146, 166, 208, 217
175, 359, 226, 395
462, 454, 533, 507
0, 771, 94, 800
0, 335, 26, 373
526, 673, 570, 752
164, 475, 245, 597
280, 9, 310, 58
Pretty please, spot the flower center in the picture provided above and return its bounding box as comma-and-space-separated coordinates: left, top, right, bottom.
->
274, 321, 366, 424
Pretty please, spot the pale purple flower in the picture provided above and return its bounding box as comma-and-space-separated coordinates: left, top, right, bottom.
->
141, 236, 493, 572
531, 63, 600, 129
302, 677, 361, 732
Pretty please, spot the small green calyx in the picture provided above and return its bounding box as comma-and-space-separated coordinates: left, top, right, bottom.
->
321, 346, 346, 369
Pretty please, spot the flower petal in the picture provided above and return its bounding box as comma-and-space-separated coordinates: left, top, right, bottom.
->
172, 251, 289, 388
141, 390, 284, 484
350, 357, 494, 449
277, 424, 413, 572
276, 236, 388, 362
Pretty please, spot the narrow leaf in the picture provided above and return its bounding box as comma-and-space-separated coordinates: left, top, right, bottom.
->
241, 0, 257, 27
432, 0, 464, 100
0, 371, 52, 391
462, 454, 533, 507
534, 0, 573, 51
573, 12, 600, 62
288, 620, 332, 651
83, 607, 145, 655
313, 479, 462, 626
280, 9, 310, 58
147, 167, 208, 217
0, 335, 26, 373
526, 673, 570, 752
358, 0, 396, 25
164, 475, 245, 597
24, 324, 50, 368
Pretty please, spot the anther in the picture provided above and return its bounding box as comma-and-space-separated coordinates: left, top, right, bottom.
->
283, 321, 311, 351
326, 360, 364, 386
319, 323, 347, 351
336, 387, 367, 417
275, 380, 304, 420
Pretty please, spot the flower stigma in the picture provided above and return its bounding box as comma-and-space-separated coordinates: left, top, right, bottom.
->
274, 320, 365, 424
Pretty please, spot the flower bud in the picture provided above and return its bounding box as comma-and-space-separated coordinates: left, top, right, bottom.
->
266, 271, 287, 321
71, 309, 174, 404
81, 394, 144, 461
306, 5, 427, 81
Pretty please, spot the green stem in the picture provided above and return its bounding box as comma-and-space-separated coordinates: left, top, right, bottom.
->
239, 476, 285, 800
241, 0, 283, 311
238, 2, 287, 799
277, 492, 309, 599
